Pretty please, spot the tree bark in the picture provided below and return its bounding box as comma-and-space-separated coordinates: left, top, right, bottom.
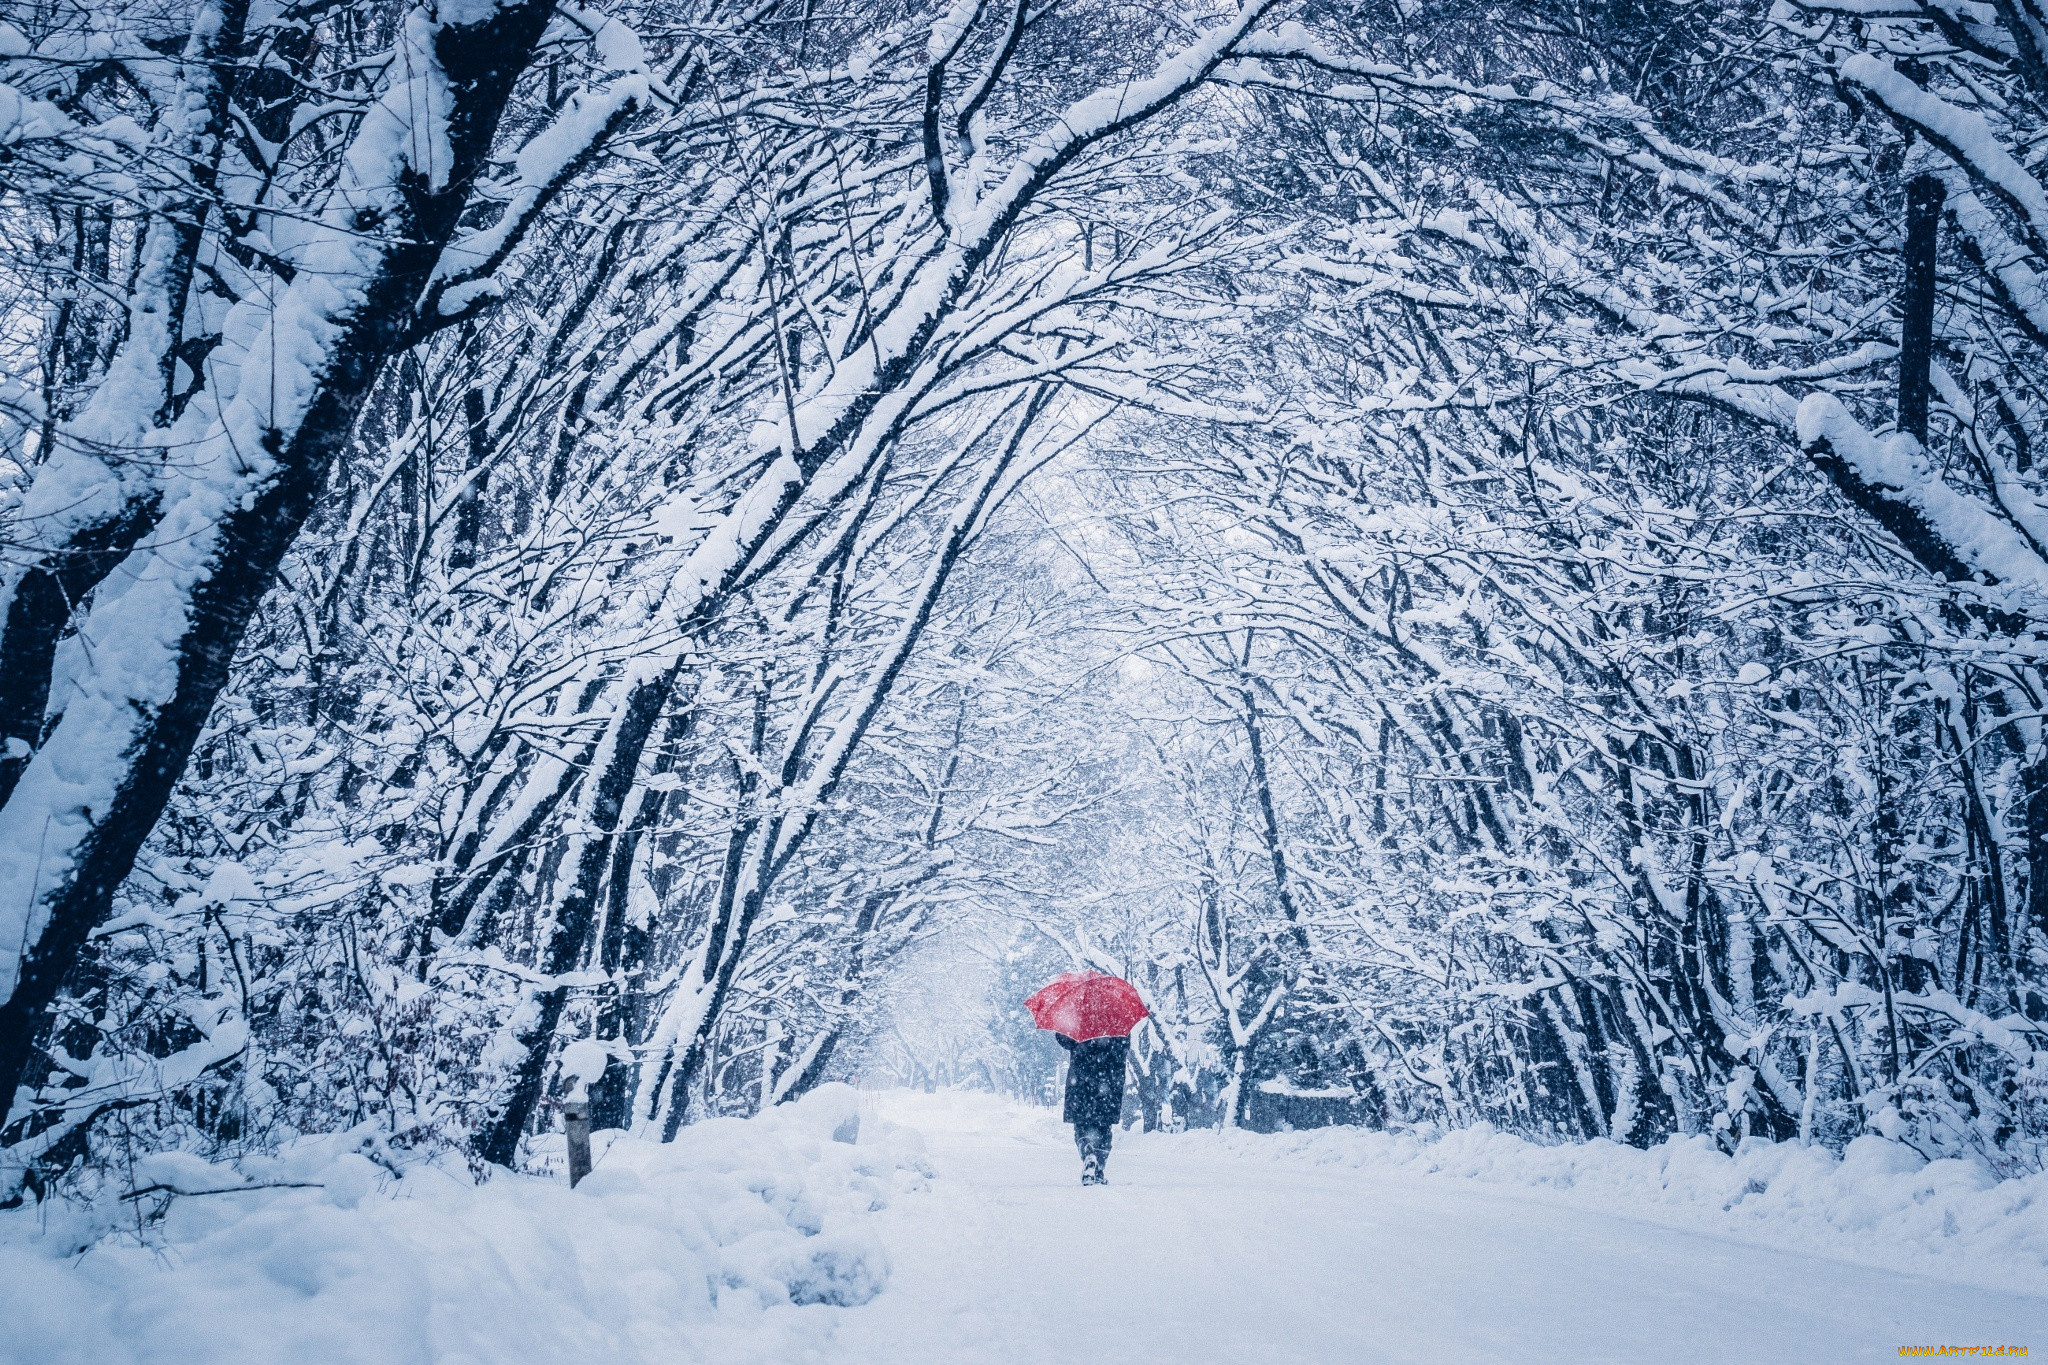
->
1897, 173, 1944, 443
0, 0, 564, 1125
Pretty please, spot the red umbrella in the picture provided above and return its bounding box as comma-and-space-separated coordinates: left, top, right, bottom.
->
1025, 971, 1149, 1042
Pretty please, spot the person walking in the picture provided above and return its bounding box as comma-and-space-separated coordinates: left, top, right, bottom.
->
1024, 970, 1148, 1186
1057, 1031, 1129, 1185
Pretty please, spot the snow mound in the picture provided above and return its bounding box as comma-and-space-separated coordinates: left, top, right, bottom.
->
1152, 1120, 2048, 1296
0, 1084, 928, 1365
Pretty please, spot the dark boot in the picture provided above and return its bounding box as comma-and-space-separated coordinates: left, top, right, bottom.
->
1075, 1124, 1111, 1184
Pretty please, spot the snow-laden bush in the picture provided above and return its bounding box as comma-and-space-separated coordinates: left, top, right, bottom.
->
0, 1085, 923, 1365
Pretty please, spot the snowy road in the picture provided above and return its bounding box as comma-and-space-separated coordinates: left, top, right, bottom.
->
823, 1093, 2046, 1365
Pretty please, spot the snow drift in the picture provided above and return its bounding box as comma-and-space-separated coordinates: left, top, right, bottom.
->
1153, 1117, 2048, 1297
0, 1085, 923, 1365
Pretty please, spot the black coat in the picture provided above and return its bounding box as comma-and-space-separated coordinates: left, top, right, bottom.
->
1057, 1034, 1129, 1128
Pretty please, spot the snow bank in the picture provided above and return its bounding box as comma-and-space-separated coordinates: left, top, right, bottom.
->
0, 1085, 926, 1365
1149, 1120, 2048, 1296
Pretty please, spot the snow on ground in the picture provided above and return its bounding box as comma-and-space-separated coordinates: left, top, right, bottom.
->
3, 1087, 2044, 1364
825, 1089, 2048, 1365
1161, 1109, 2048, 1297
0, 1085, 921, 1365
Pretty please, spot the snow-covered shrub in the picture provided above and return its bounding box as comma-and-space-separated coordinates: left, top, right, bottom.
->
0, 1085, 922, 1365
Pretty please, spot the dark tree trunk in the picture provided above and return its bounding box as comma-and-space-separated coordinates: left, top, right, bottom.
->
448, 385, 493, 570
0, 0, 563, 1126
1897, 173, 1944, 444
0, 500, 161, 809
472, 666, 680, 1166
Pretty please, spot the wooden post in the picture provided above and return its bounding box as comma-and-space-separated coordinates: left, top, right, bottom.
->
563, 1097, 592, 1189
1897, 173, 1944, 443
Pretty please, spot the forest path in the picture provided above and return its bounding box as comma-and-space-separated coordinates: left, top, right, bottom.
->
820, 1091, 2044, 1365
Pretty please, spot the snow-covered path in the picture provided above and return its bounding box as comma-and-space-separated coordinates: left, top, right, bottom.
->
823, 1092, 2045, 1365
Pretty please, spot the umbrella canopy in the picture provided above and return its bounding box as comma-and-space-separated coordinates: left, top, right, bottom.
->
1025, 971, 1149, 1042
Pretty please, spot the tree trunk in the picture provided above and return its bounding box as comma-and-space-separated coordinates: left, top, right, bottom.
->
1897, 174, 1944, 444
0, 0, 566, 1126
